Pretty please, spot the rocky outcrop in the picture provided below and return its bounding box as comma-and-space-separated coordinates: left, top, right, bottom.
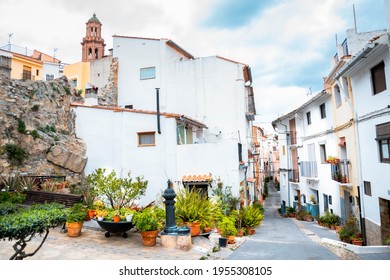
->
0, 75, 87, 185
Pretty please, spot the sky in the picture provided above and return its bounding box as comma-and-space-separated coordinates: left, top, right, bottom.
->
0, 0, 388, 134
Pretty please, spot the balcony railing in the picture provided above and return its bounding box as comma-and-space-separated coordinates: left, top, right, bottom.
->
288, 169, 299, 183
299, 161, 318, 178
330, 159, 350, 183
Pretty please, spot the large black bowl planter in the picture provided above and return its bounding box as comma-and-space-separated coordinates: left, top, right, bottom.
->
94, 219, 134, 238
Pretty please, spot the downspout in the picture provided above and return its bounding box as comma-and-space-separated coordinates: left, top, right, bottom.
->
156, 88, 161, 134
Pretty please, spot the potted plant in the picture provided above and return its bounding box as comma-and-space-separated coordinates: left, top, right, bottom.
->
95, 209, 107, 221
338, 213, 359, 243
175, 188, 219, 237
86, 168, 148, 236
285, 206, 296, 218
133, 208, 159, 246
240, 205, 264, 234
218, 216, 238, 244
66, 203, 87, 237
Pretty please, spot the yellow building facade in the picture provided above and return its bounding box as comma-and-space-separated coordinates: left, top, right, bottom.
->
63, 62, 90, 96
10, 52, 42, 81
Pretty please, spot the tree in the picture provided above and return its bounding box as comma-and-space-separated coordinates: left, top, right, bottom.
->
0, 203, 66, 260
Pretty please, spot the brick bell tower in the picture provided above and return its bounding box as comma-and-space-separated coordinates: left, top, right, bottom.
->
81, 13, 105, 62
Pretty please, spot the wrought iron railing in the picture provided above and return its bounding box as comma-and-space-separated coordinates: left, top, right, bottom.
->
330, 159, 350, 183
300, 161, 318, 178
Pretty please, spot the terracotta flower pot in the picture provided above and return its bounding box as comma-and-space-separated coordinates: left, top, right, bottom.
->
66, 221, 83, 237
88, 210, 96, 219
227, 235, 235, 244
141, 230, 158, 246
188, 221, 201, 237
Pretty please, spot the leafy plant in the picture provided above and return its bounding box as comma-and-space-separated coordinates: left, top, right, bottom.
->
285, 206, 296, 216
5, 144, 28, 166
240, 205, 264, 228
175, 188, 219, 228
211, 185, 239, 215
87, 168, 148, 210
338, 213, 359, 243
386, 234, 390, 245
17, 119, 26, 134
0, 203, 66, 260
218, 215, 237, 237
31, 104, 39, 112
0, 202, 20, 216
66, 203, 87, 223
30, 130, 40, 140
133, 208, 159, 232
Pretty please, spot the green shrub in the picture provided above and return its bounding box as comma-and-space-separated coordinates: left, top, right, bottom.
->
66, 203, 87, 223
133, 208, 159, 232
30, 130, 40, 140
17, 119, 26, 134
31, 104, 39, 111
240, 205, 264, 227
0, 202, 20, 216
4, 144, 28, 166
218, 215, 237, 237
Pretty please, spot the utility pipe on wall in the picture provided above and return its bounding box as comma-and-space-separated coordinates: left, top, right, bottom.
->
156, 88, 161, 134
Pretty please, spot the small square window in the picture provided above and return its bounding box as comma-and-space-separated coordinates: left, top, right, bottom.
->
140, 67, 156, 80
138, 131, 155, 146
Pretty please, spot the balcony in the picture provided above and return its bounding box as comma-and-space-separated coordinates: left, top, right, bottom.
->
299, 161, 318, 179
330, 159, 350, 184
288, 169, 299, 183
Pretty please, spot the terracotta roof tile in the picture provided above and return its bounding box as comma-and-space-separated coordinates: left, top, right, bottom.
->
182, 174, 212, 182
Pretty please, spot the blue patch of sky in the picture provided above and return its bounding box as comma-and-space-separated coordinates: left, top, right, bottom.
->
202, 0, 277, 29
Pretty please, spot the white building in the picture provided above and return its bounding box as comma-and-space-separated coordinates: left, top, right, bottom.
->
272, 91, 349, 218
335, 32, 390, 245
72, 35, 256, 205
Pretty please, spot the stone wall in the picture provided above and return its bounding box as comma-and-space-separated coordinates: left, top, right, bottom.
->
94, 57, 118, 106
364, 218, 382, 245
0, 75, 87, 185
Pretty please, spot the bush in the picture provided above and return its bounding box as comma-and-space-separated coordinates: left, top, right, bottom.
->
66, 203, 87, 223
5, 144, 28, 166
133, 208, 159, 232
31, 104, 39, 111
218, 215, 237, 237
0, 202, 20, 216
240, 205, 264, 228
30, 130, 40, 140
17, 119, 26, 134
338, 213, 359, 243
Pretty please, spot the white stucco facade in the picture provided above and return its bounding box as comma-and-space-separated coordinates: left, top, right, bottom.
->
73, 35, 255, 205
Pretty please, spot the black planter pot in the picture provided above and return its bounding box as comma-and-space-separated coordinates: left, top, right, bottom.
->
94, 219, 134, 238
219, 237, 228, 247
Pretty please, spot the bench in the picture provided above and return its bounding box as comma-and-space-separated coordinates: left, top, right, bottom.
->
20, 190, 83, 208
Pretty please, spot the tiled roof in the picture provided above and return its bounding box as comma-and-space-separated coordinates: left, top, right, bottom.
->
182, 174, 212, 182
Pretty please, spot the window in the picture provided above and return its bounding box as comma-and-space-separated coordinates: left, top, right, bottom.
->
138, 132, 155, 146
371, 61, 387, 95
71, 78, 77, 87
36, 69, 39, 76
46, 74, 54, 81
319, 144, 327, 163
140, 67, 156, 80
376, 122, 390, 163
320, 103, 326, 119
334, 85, 342, 108
329, 195, 332, 205
364, 181, 372, 196
306, 111, 311, 125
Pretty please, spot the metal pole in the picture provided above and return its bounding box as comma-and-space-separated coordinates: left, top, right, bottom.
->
156, 88, 161, 134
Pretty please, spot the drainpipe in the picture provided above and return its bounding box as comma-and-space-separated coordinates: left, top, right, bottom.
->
156, 88, 161, 134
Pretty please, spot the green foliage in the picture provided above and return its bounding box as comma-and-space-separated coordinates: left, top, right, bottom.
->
66, 203, 87, 223
0, 203, 66, 241
0, 202, 20, 216
17, 119, 26, 134
218, 215, 237, 237
87, 168, 148, 210
133, 208, 159, 232
30, 130, 40, 140
211, 185, 239, 215
175, 188, 220, 228
240, 205, 264, 228
76, 89, 83, 96
38, 124, 56, 133
64, 86, 71, 95
386, 235, 390, 245
338, 213, 360, 242
285, 206, 296, 216
0, 192, 25, 204
5, 144, 28, 166
252, 200, 264, 214
31, 104, 39, 112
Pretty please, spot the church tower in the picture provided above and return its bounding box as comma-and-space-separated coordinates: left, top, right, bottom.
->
81, 13, 105, 62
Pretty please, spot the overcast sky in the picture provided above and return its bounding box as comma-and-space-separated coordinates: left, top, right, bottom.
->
0, 0, 387, 133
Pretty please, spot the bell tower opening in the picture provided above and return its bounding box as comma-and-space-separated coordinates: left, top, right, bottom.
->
81, 13, 106, 62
